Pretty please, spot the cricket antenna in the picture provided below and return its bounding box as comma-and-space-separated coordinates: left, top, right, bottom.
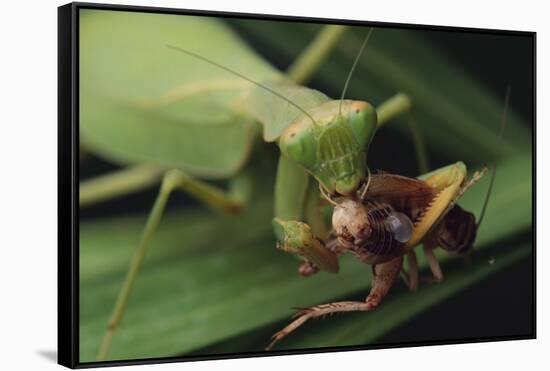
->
165, 44, 318, 127
338, 27, 374, 116
477, 86, 511, 229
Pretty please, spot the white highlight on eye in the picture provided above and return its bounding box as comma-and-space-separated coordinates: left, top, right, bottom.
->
385, 212, 413, 243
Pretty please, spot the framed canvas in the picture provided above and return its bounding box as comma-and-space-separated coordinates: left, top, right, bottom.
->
58, 2, 535, 368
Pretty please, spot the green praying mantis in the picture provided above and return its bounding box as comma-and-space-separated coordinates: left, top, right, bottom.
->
78, 10, 515, 360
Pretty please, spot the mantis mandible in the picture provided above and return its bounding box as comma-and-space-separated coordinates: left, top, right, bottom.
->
78, 11, 468, 360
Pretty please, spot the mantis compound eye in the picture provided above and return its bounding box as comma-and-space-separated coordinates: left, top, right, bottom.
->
384, 212, 413, 243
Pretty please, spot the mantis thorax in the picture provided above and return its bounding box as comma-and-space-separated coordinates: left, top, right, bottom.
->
279, 100, 377, 195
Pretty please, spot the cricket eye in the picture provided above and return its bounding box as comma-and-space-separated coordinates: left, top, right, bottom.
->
385, 212, 413, 243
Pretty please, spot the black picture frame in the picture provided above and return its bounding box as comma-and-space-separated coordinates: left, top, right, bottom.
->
58, 2, 536, 368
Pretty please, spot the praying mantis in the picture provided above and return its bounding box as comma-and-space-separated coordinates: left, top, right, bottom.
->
78, 9, 528, 361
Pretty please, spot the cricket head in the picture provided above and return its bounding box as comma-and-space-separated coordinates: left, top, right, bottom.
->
332, 198, 413, 252
278, 100, 377, 196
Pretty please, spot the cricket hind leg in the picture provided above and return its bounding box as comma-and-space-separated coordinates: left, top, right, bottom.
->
265, 256, 403, 351
96, 168, 252, 361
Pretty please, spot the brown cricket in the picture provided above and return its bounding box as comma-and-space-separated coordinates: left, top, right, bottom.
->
267, 163, 490, 350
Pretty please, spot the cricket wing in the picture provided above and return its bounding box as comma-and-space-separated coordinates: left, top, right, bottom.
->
365, 173, 438, 223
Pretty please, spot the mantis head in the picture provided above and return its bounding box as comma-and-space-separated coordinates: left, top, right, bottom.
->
278, 100, 377, 196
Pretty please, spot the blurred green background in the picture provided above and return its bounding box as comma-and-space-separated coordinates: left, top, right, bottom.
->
78, 9, 533, 363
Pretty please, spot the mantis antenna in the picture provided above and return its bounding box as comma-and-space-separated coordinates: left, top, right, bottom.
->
336, 28, 375, 192
477, 86, 511, 228
165, 44, 318, 127
338, 27, 374, 116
